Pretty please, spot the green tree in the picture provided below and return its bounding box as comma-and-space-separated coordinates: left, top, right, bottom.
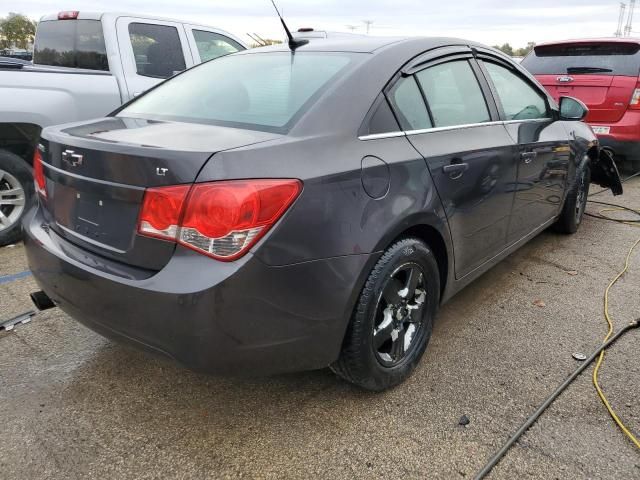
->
0, 13, 37, 50
492, 43, 514, 56
514, 42, 536, 57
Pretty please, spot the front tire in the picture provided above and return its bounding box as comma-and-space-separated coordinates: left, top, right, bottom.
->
554, 163, 590, 234
331, 238, 440, 391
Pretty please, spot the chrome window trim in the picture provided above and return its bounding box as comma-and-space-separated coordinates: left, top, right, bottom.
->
404, 120, 504, 136
358, 117, 552, 141
502, 117, 552, 125
358, 131, 407, 141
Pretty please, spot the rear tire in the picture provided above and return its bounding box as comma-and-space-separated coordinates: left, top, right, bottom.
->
331, 238, 440, 391
554, 163, 590, 234
0, 150, 33, 246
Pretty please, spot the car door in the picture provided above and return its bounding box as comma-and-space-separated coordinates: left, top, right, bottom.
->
116, 17, 194, 101
390, 50, 518, 279
477, 54, 571, 244
184, 26, 245, 63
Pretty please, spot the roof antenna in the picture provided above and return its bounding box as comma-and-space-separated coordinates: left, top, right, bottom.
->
269, 0, 308, 51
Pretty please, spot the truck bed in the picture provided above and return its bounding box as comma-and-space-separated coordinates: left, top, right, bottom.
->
0, 63, 122, 128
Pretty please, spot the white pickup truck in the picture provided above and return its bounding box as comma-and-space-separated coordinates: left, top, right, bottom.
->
0, 11, 246, 245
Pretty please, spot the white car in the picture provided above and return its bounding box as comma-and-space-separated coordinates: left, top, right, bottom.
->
0, 11, 246, 245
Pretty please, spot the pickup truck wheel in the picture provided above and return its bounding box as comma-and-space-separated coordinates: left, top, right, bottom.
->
331, 238, 440, 391
0, 150, 33, 246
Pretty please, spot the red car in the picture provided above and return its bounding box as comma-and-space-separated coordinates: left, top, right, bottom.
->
522, 38, 640, 172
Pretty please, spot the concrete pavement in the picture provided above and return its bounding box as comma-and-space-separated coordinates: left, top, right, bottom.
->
1, 179, 639, 479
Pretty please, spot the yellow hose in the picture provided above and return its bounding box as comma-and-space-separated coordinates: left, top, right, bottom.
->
592, 206, 640, 449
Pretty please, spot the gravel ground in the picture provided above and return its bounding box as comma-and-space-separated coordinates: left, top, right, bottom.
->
1, 179, 639, 480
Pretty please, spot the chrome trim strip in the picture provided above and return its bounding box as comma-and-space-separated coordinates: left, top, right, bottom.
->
502, 118, 551, 125
56, 223, 127, 254
405, 121, 504, 136
42, 161, 145, 191
358, 118, 552, 141
358, 131, 407, 141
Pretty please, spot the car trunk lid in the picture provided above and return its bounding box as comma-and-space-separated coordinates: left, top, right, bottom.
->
39, 117, 280, 270
522, 41, 640, 123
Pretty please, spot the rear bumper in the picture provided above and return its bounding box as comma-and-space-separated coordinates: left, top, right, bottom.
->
23, 206, 374, 375
591, 109, 640, 160
596, 137, 640, 161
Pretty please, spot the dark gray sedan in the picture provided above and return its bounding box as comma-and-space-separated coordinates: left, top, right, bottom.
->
24, 37, 621, 390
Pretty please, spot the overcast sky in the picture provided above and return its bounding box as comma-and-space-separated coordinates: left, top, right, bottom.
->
3, 1, 629, 48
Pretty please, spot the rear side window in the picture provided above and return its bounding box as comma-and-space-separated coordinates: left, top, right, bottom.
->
363, 96, 400, 135
193, 30, 243, 62
128, 23, 186, 79
388, 77, 432, 130
416, 60, 490, 127
33, 20, 108, 71
522, 43, 640, 76
483, 62, 550, 121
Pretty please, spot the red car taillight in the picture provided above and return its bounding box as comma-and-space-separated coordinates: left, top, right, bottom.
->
138, 179, 302, 261
33, 148, 47, 198
630, 84, 640, 109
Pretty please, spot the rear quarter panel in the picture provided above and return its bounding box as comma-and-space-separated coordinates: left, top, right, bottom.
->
196, 133, 451, 268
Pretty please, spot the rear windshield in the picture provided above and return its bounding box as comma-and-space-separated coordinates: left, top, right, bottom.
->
118, 51, 361, 133
522, 43, 640, 76
33, 20, 108, 71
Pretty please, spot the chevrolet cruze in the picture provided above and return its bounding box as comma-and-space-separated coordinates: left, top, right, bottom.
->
24, 37, 621, 390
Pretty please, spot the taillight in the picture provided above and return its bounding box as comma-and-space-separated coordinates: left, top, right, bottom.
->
138, 185, 190, 240
630, 85, 640, 109
138, 179, 302, 261
33, 148, 47, 198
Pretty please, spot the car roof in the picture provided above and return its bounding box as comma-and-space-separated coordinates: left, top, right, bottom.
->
536, 37, 640, 47
239, 36, 490, 55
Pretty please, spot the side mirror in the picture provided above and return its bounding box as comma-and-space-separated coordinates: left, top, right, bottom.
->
559, 96, 588, 121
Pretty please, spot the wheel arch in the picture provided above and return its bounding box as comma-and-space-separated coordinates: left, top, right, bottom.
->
387, 223, 449, 299
0, 123, 42, 165
371, 213, 453, 300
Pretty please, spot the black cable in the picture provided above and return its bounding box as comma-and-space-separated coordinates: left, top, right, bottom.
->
585, 200, 640, 224
474, 319, 640, 480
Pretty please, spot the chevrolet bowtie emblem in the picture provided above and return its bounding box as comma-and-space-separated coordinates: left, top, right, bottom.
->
62, 149, 83, 167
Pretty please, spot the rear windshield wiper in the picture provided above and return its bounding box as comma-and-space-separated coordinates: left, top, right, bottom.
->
566, 66, 613, 74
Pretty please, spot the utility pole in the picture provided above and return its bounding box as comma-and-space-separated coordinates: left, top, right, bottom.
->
625, 0, 636, 36
362, 20, 374, 34
345, 24, 359, 32
615, 2, 626, 37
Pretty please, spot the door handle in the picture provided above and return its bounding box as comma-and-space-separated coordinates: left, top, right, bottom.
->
521, 151, 537, 164
443, 162, 469, 179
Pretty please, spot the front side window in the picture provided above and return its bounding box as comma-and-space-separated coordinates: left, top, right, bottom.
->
388, 76, 432, 131
416, 60, 490, 128
483, 62, 550, 121
128, 23, 186, 79
193, 30, 243, 62
119, 52, 360, 132
33, 20, 108, 71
